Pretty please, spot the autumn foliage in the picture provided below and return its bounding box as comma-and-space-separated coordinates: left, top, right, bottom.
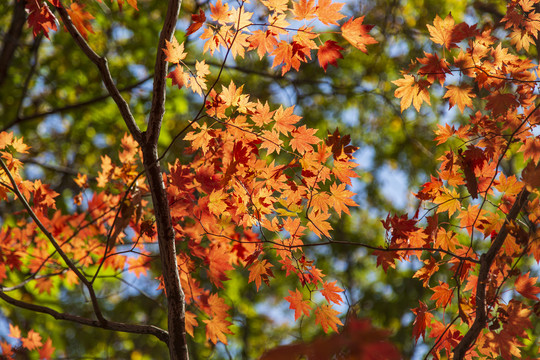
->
0, 0, 539, 359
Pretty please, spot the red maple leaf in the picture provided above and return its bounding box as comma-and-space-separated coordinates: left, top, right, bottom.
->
317, 40, 344, 72
412, 301, 433, 342
186, 9, 206, 36
26, 1, 58, 39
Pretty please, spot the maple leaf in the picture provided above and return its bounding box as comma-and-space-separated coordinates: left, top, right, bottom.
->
8, 323, 21, 339
185, 311, 198, 337
430, 281, 453, 308
262, 0, 289, 13
317, 40, 344, 72
411, 301, 433, 342
248, 30, 278, 59
518, 136, 540, 165
290, 125, 320, 153
22, 329, 42, 351
292, 0, 317, 20
315, 0, 345, 26
427, 13, 467, 49
285, 288, 312, 320
186, 9, 206, 36
515, 272, 540, 300
341, 16, 377, 53
433, 188, 460, 216
320, 281, 344, 304
66, 3, 95, 40
442, 84, 475, 113
248, 259, 274, 290
210, 0, 232, 25
206, 245, 233, 287
163, 37, 187, 64
271, 40, 294, 74
315, 304, 343, 333
26, 1, 58, 39
392, 75, 431, 112
329, 183, 357, 216
273, 105, 301, 135
373, 250, 399, 272
38, 337, 55, 359
203, 316, 234, 344
417, 52, 450, 85
307, 210, 332, 238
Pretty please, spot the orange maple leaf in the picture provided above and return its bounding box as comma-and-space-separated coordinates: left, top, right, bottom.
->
315, 304, 343, 333
341, 16, 377, 54
427, 13, 468, 49
210, 0, 232, 25
185, 311, 198, 337
21, 329, 42, 351
307, 210, 332, 238
392, 75, 431, 112
285, 288, 312, 320
261, 0, 289, 13
292, 0, 317, 20
248, 259, 274, 290
163, 37, 187, 64
290, 125, 320, 154
315, 0, 345, 26
317, 40, 344, 71
8, 324, 21, 339
430, 281, 454, 308
443, 84, 475, 113
248, 30, 278, 59
38, 337, 55, 359
66, 3, 95, 40
515, 272, 540, 300
273, 105, 301, 135
329, 183, 357, 216
320, 281, 344, 305
203, 316, 234, 344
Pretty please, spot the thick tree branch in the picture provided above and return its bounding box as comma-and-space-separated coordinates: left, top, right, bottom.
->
145, 0, 181, 145
453, 185, 532, 359
0, 290, 169, 343
54, 2, 143, 143
0, 0, 26, 87
141, 1, 187, 359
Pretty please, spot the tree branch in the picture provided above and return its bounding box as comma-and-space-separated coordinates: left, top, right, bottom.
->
2, 75, 152, 132
145, 0, 181, 145
453, 185, 532, 359
0, 289, 169, 344
0, 0, 26, 87
54, 2, 143, 143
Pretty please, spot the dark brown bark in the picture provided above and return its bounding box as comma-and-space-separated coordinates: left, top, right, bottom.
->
142, 145, 188, 360
453, 187, 531, 359
0, 0, 26, 87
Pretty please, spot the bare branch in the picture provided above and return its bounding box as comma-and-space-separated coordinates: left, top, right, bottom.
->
54, 2, 142, 143
0, 289, 169, 344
